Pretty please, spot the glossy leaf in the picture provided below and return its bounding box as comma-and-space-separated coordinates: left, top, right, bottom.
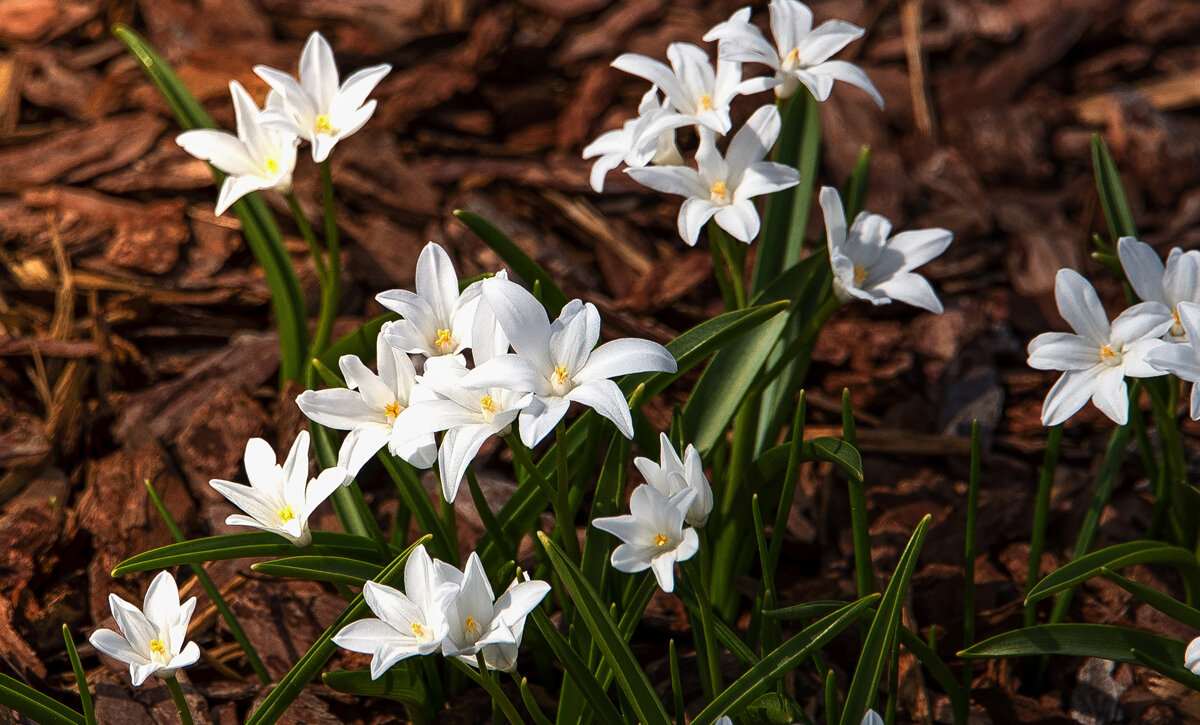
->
1026, 540, 1200, 604
322, 668, 426, 705
0, 674, 84, 725
252, 556, 383, 586
530, 610, 624, 725
1091, 134, 1137, 241
961, 623, 1182, 667
113, 532, 391, 574
454, 210, 569, 316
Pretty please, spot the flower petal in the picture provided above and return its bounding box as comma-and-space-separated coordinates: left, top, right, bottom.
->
1090, 366, 1129, 425
565, 379, 634, 438
1027, 333, 1099, 371
1041, 368, 1099, 426
1054, 269, 1110, 346
1117, 236, 1166, 305
714, 200, 761, 243
575, 338, 676, 382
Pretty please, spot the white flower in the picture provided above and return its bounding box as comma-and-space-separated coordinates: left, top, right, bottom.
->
254, 31, 391, 162
627, 105, 799, 245
176, 81, 299, 215
611, 42, 775, 135
208, 431, 345, 547
862, 712, 884, 725
819, 186, 951, 313
332, 546, 456, 679
89, 571, 200, 686
1187, 636, 1200, 675
1145, 302, 1200, 419
704, 0, 883, 105
592, 484, 699, 592
582, 87, 688, 193
463, 277, 676, 447
636, 433, 711, 527
1117, 236, 1200, 342
433, 553, 550, 672
1027, 268, 1172, 426
296, 325, 437, 479
377, 242, 499, 361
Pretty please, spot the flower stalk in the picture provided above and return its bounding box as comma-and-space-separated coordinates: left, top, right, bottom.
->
164, 676, 194, 725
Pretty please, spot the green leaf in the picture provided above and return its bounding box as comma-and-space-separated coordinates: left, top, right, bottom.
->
252, 556, 383, 587
1026, 540, 1200, 604
322, 668, 426, 705
751, 437, 863, 485
960, 623, 1182, 666
1131, 647, 1200, 690
62, 626, 96, 725
839, 515, 931, 725
537, 532, 671, 725
0, 674, 84, 725
454, 210, 569, 316
690, 595, 879, 725
839, 146, 872, 221
1091, 134, 1137, 241
530, 611, 624, 725
1100, 568, 1200, 631
245, 536, 430, 724
113, 532, 391, 575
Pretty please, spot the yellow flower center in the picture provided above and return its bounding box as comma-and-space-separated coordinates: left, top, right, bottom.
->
710, 181, 728, 204
1099, 344, 1117, 360
699, 93, 715, 111
480, 395, 496, 414
553, 365, 569, 386
853, 265, 868, 286
315, 114, 336, 134
1172, 308, 1185, 337
384, 401, 402, 422
149, 639, 166, 656
653, 533, 669, 547
410, 621, 426, 638
783, 47, 802, 70
435, 328, 453, 350
278, 505, 296, 523
465, 616, 479, 635
265, 157, 280, 174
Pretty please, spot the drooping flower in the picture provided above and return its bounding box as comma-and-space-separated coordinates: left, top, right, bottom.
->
89, 571, 201, 686
636, 433, 712, 527
1027, 268, 1172, 426
434, 553, 550, 672
1145, 302, 1200, 419
592, 484, 699, 592
582, 86, 688, 193
296, 324, 437, 479
463, 277, 676, 446
819, 186, 951, 313
208, 431, 345, 547
1117, 236, 1200, 342
176, 81, 299, 215
332, 546, 456, 679
611, 42, 775, 135
704, 0, 883, 105
255, 31, 391, 162
377, 242, 498, 361
627, 104, 799, 245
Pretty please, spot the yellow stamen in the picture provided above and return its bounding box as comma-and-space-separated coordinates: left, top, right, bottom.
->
699, 93, 715, 111
465, 616, 479, 634
264, 158, 280, 174
710, 181, 728, 204
435, 328, 453, 350
315, 114, 336, 134
278, 505, 296, 523
1099, 345, 1117, 359
553, 364, 569, 386
783, 47, 802, 70
384, 401, 402, 421
653, 533, 669, 547
410, 621, 426, 638
480, 395, 496, 414
149, 639, 166, 656
1173, 308, 1183, 328
853, 265, 868, 285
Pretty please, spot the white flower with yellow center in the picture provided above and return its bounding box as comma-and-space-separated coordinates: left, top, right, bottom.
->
636, 433, 712, 527
296, 325, 437, 480
1117, 236, 1200, 342
611, 42, 776, 135
332, 546, 455, 679
1145, 302, 1200, 420
592, 484, 699, 593
704, 0, 883, 105
254, 31, 390, 162
432, 553, 550, 672
1028, 268, 1172, 426
463, 277, 676, 447
627, 104, 799, 246
208, 431, 345, 547
819, 186, 951, 313
176, 81, 298, 215
377, 242, 500, 361
88, 571, 200, 686
582, 86, 688, 193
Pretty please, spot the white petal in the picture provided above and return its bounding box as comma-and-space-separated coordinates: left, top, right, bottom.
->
714, 200, 761, 243
575, 339, 676, 382
299, 31, 339, 110
296, 389, 377, 430
1122, 338, 1170, 378
1117, 236, 1166, 305
674, 197, 719, 247
611, 54, 685, 106
1027, 333, 1100, 371
873, 272, 943, 313
1109, 301, 1172, 346
1041, 369, 1099, 426
565, 380, 634, 438
887, 228, 953, 270
1054, 269, 1111, 346
439, 425, 494, 502
481, 278, 553, 371
1146, 341, 1200, 383
214, 174, 272, 216
735, 161, 800, 201
175, 129, 258, 177
334, 64, 391, 114
649, 552, 678, 592
770, 0, 813, 56
1091, 366, 1129, 425
89, 629, 144, 666
340, 355, 395, 411
819, 186, 847, 250
625, 165, 707, 199
463, 354, 548, 395
725, 105, 780, 176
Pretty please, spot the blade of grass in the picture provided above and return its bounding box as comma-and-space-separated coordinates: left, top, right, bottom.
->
62, 626, 95, 725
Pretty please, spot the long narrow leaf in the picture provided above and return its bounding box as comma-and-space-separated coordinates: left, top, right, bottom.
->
960, 623, 1182, 666
1026, 540, 1200, 604
1091, 134, 1137, 241
0, 674, 84, 725
322, 668, 426, 705
62, 626, 96, 725
531, 611, 625, 725
454, 210, 569, 315
113, 532, 390, 574
252, 556, 383, 587
1100, 569, 1200, 631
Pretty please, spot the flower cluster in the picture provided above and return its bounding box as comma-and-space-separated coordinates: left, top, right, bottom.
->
332, 545, 550, 675
585, 0, 881, 246
1027, 236, 1200, 425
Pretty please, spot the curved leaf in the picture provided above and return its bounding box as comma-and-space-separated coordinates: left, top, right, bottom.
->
1026, 540, 1200, 604
322, 668, 426, 705
113, 532, 392, 575
453, 210, 569, 316
0, 674, 84, 725
252, 556, 383, 587
960, 623, 1183, 667
530, 610, 624, 725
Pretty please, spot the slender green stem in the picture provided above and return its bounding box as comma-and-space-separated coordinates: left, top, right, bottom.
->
467, 468, 516, 561
284, 192, 328, 282
959, 421, 981, 724
164, 676, 194, 725
313, 160, 341, 355
439, 492, 459, 566
752, 292, 839, 396
683, 559, 724, 701
707, 224, 737, 310
709, 223, 746, 309
450, 658, 523, 725
506, 434, 579, 563
1024, 424, 1062, 627
843, 389, 873, 597
554, 419, 579, 564
143, 480, 270, 683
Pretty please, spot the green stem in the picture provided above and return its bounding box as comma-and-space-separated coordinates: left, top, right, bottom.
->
843, 389, 873, 598
959, 421, 981, 724
314, 160, 341, 355
439, 491, 459, 566
164, 676, 194, 725
683, 559, 724, 701
507, 433, 580, 564
285, 192, 328, 282
554, 419, 578, 564
451, 657, 522, 725
709, 223, 746, 309
707, 225, 737, 310
1024, 424, 1062, 628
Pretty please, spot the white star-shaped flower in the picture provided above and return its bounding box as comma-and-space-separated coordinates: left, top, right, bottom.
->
636, 433, 712, 527
1117, 235, 1200, 342
592, 484, 699, 593
1145, 302, 1200, 419
582, 86, 688, 193
704, 0, 883, 105
176, 81, 299, 215
88, 571, 201, 686
255, 31, 391, 162
1027, 268, 1172, 426
627, 104, 799, 245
